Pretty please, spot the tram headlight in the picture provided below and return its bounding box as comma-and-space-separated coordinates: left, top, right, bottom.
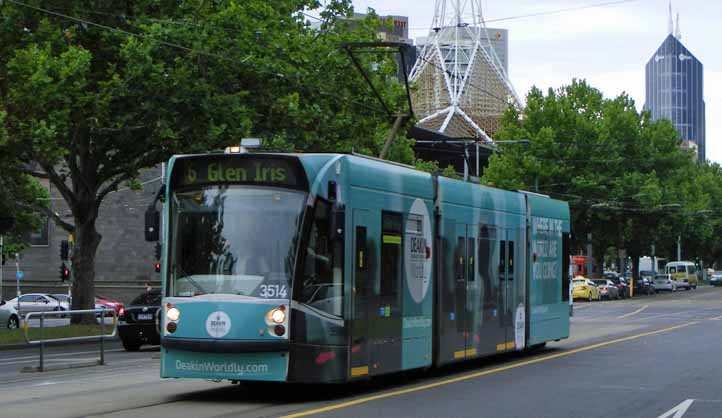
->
266, 306, 286, 324
167, 307, 181, 322
269, 308, 286, 324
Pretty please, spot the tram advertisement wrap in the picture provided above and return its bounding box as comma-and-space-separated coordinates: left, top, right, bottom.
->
405, 199, 433, 304
162, 350, 289, 381
532, 217, 563, 281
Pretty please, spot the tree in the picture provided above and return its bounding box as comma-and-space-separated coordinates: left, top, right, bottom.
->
482, 79, 716, 276
0, 0, 411, 319
0, 111, 48, 259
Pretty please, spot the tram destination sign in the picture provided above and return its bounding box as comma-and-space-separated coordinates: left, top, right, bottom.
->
171, 155, 308, 190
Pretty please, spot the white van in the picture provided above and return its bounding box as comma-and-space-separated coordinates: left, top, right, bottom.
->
665, 261, 698, 290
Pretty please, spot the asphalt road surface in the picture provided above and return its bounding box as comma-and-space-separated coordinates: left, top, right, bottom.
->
1, 286, 721, 418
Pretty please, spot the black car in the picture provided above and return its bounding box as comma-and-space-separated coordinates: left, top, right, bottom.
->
118, 289, 161, 351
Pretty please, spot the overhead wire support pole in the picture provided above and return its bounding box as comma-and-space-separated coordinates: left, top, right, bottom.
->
341, 42, 416, 160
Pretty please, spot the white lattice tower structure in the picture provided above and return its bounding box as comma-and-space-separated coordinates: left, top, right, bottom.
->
410, 0, 521, 142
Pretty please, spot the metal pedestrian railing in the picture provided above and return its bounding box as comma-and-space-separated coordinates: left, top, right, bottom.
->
23, 308, 118, 372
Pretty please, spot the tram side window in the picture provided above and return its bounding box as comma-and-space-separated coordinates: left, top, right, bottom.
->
508, 241, 514, 275
478, 225, 498, 312
499, 241, 506, 275
381, 212, 403, 314
562, 233, 570, 301
300, 199, 343, 317
455, 237, 465, 281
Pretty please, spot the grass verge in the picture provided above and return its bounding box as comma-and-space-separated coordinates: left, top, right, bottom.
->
0, 324, 111, 345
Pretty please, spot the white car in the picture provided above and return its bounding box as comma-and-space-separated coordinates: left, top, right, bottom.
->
0, 300, 20, 329
4, 293, 66, 316
653, 273, 677, 292
711, 271, 722, 287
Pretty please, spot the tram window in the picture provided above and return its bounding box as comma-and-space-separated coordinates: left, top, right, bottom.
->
499, 241, 506, 275
300, 199, 343, 316
562, 233, 570, 302
455, 237, 465, 280
508, 241, 514, 275
381, 212, 403, 313
356, 226, 367, 272
467, 238, 475, 281
478, 225, 498, 313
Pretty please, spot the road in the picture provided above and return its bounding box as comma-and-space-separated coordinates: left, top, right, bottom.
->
0, 287, 721, 418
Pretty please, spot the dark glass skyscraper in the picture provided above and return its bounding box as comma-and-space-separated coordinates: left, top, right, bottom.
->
645, 18, 706, 162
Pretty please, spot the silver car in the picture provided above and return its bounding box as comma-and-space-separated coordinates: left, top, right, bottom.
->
653, 273, 677, 292
711, 271, 722, 287
591, 279, 620, 300
0, 300, 20, 329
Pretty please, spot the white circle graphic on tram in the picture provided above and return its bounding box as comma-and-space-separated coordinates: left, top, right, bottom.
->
205, 311, 232, 338
404, 198, 433, 304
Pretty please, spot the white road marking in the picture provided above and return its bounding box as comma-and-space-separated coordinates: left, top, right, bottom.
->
617, 304, 649, 319
657, 399, 693, 418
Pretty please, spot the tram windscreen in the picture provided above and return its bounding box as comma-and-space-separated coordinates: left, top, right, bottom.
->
169, 186, 306, 299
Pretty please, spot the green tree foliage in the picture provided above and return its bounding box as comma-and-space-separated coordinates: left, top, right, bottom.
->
0, 0, 413, 317
483, 79, 722, 273
0, 111, 48, 259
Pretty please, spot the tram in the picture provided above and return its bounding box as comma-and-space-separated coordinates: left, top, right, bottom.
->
146, 151, 570, 383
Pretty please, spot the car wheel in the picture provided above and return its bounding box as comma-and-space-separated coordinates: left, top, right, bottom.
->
588, 293, 593, 302
7, 315, 19, 329
122, 339, 142, 352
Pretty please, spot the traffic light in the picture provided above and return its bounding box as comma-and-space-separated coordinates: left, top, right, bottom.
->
154, 262, 161, 273
155, 242, 161, 260
60, 263, 70, 281
60, 240, 69, 261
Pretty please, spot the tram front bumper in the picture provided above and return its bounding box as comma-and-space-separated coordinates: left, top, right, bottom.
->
161, 339, 289, 381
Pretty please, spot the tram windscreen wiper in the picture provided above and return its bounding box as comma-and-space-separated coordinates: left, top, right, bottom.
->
175, 265, 208, 296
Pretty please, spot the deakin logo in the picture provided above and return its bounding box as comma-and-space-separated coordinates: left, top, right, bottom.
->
205, 311, 232, 338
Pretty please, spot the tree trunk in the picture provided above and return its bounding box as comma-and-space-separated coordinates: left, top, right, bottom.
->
70, 215, 102, 325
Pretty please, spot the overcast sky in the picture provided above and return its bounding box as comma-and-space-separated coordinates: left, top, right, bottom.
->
347, 0, 722, 163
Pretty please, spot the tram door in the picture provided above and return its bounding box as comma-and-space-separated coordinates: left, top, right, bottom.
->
453, 224, 478, 359
500, 230, 516, 347
350, 209, 373, 377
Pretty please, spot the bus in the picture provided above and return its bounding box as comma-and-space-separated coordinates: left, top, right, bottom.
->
146, 152, 571, 383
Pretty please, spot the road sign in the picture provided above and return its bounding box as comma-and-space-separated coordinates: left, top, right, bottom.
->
16, 271, 24, 280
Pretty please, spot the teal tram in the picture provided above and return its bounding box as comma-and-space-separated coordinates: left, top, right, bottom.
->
147, 152, 571, 383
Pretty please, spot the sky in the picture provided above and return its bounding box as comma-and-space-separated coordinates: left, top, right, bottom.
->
345, 0, 722, 163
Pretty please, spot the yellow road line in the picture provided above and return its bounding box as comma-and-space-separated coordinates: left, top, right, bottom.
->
279, 321, 699, 418
617, 304, 649, 319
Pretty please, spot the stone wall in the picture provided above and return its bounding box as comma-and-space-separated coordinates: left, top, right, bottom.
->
1, 166, 164, 304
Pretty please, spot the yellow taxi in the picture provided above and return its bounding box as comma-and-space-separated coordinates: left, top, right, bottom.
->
572, 277, 601, 301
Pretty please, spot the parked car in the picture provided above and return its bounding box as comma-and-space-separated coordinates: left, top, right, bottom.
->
48, 294, 71, 310
653, 273, 677, 292
572, 278, 601, 301
95, 295, 125, 316
4, 294, 66, 316
605, 273, 629, 298
711, 271, 722, 287
592, 279, 620, 300
118, 289, 161, 351
631, 276, 655, 296
0, 300, 20, 329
